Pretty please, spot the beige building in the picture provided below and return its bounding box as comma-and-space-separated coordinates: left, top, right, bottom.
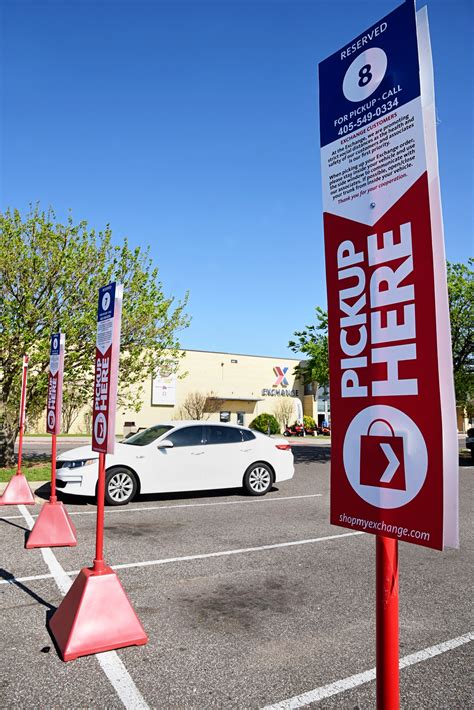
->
46, 348, 331, 436
117, 349, 315, 435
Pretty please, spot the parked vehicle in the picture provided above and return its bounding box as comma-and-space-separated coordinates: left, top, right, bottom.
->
55, 421, 295, 505
466, 427, 474, 462
283, 423, 305, 437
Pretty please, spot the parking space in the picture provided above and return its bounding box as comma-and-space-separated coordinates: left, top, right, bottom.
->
0, 447, 472, 708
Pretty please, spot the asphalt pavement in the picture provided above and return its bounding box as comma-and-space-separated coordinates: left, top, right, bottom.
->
0, 445, 472, 708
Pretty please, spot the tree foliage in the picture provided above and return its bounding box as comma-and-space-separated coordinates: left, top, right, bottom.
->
288, 260, 473, 410
249, 413, 280, 435
446, 259, 474, 407
288, 306, 329, 389
0, 206, 189, 465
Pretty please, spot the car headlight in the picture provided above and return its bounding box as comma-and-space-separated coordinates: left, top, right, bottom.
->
58, 458, 98, 469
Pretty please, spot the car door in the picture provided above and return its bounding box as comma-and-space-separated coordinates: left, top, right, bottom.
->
141, 425, 206, 494
202, 425, 245, 489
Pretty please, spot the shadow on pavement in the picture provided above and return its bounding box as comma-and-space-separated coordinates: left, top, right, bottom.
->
292, 445, 331, 465
0, 568, 56, 611
0, 517, 29, 533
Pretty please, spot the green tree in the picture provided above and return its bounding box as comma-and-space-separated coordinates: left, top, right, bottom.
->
0, 206, 189, 466
288, 306, 329, 391
288, 260, 473, 409
447, 259, 474, 408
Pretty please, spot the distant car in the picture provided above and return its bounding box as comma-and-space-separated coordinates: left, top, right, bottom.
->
55, 421, 295, 505
466, 428, 474, 462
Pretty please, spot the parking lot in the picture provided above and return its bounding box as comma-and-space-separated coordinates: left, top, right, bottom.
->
1, 445, 472, 709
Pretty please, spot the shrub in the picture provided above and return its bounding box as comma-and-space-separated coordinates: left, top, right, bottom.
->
249, 413, 280, 435
303, 415, 316, 431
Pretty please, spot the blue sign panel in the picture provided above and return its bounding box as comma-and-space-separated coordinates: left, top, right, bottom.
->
319, 1, 420, 147
50, 333, 61, 356
98, 282, 116, 322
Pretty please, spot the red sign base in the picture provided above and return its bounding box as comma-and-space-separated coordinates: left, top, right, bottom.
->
0, 474, 35, 505
48, 565, 148, 661
26, 500, 77, 548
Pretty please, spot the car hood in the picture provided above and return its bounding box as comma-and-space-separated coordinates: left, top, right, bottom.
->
57, 442, 133, 462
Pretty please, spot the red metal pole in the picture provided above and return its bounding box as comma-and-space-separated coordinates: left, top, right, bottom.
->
50, 433, 57, 503
93, 452, 106, 573
16, 355, 29, 476
376, 535, 400, 710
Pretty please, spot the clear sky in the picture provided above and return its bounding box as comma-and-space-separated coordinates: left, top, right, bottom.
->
1, 0, 472, 358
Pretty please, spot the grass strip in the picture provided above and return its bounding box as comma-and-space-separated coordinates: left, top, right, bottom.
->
0, 463, 51, 482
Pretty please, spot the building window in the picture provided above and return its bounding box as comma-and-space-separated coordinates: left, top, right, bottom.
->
220, 411, 230, 422
237, 411, 244, 425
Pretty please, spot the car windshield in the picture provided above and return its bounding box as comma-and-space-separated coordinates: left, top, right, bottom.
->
122, 425, 173, 447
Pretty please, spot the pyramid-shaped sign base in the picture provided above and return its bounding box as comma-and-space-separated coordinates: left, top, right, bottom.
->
0, 474, 35, 505
48, 565, 148, 661
26, 501, 77, 548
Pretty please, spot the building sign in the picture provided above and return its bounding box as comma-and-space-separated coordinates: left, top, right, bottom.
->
319, 1, 458, 550
92, 283, 123, 454
152, 371, 177, 406
262, 365, 298, 397
261, 388, 298, 398
46, 333, 65, 434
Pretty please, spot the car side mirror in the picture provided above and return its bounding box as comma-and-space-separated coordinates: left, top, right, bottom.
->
157, 439, 174, 449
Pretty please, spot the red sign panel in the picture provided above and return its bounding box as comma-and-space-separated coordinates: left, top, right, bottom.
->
46, 333, 65, 435
91, 283, 123, 454
319, 3, 458, 550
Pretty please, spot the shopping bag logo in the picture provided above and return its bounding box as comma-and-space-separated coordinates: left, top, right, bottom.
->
359, 419, 406, 490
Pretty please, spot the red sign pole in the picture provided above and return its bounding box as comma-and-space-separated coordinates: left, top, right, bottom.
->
48, 283, 147, 661
93, 452, 106, 573
26, 333, 77, 548
50, 433, 57, 502
16, 355, 29, 476
376, 535, 400, 710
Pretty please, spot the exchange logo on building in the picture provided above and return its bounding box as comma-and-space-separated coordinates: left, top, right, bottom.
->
262, 366, 298, 397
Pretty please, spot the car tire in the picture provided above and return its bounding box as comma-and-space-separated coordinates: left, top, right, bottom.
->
243, 462, 273, 496
104, 467, 138, 506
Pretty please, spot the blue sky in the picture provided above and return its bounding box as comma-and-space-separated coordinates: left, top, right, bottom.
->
1, 0, 472, 358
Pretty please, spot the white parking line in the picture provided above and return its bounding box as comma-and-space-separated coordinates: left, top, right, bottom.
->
261, 632, 474, 709
18, 506, 149, 710
0, 493, 322, 521
0, 531, 363, 586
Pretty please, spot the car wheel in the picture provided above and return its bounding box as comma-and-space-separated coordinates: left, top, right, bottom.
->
105, 468, 138, 506
243, 463, 273, 496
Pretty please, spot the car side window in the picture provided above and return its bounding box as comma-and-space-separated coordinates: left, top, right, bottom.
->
167, 426, 205, 447
206, 426, 243, 445
241, 429, 256, 442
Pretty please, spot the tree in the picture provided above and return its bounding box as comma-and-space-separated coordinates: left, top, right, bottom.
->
446, 259, 474, 408
273, 398, 295, 429
61, 383, 86, 433
176, 391, 221, 420
288, 306, 329, 391
288, 260, 473, 409
0, 206, 189, 466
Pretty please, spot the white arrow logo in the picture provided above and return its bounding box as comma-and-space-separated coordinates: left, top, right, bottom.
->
379, 443, 400, 483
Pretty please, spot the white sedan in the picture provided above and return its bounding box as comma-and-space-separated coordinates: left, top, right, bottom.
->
56, 421, 295, 505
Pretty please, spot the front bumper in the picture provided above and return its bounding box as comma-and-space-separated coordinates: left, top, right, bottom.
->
56, 463, 98, 497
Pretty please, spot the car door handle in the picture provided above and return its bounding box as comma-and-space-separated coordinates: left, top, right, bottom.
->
191, 451, 204, 455
240, 448, 251, 452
